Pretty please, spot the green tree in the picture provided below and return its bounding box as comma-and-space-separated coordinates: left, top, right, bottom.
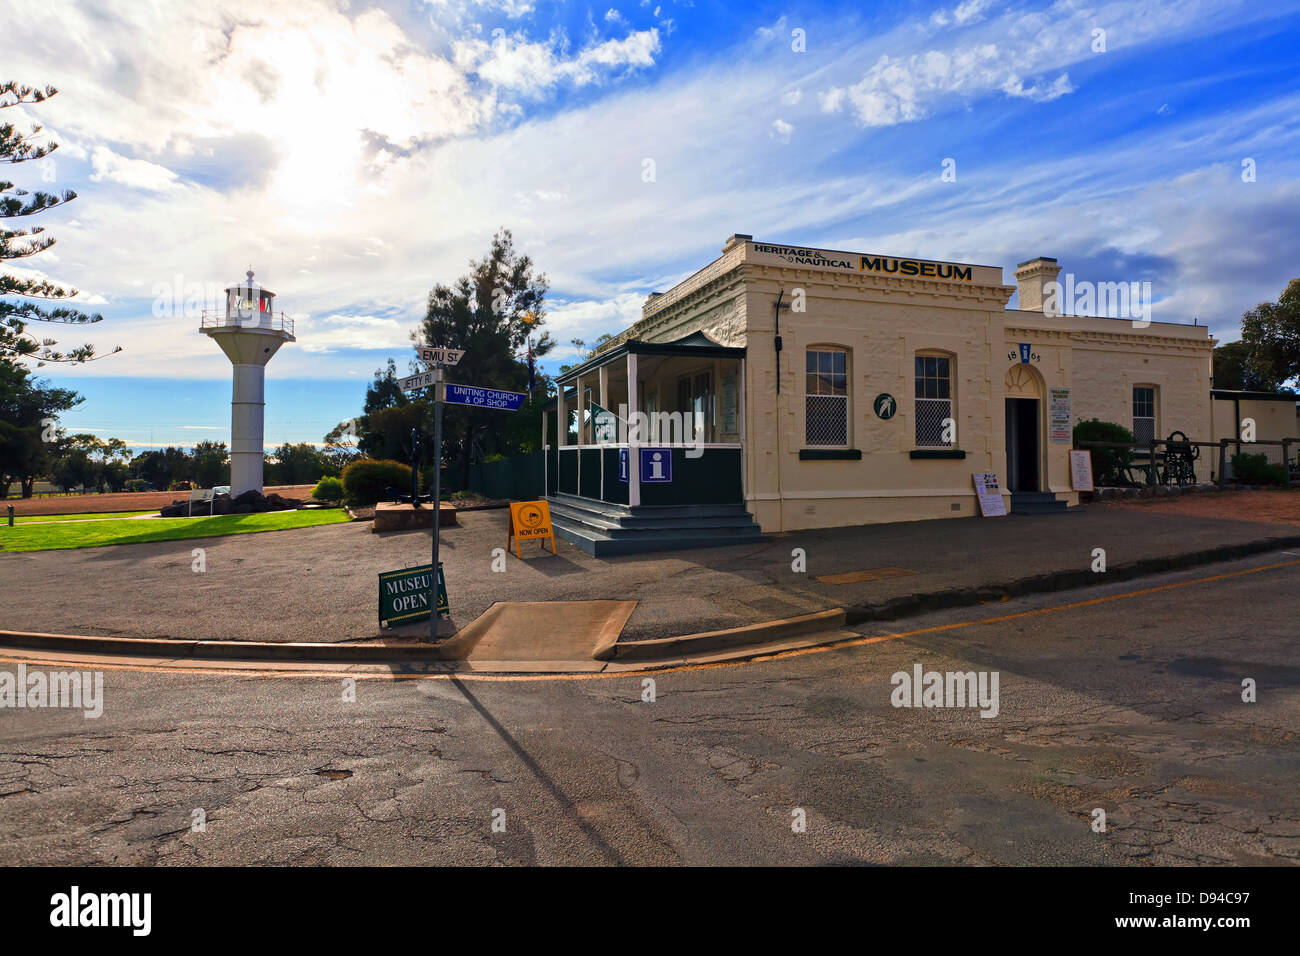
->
351, 358, 417, 460
360, 404, 428, 466
1213, 340, 1287, 391
559, 333, 616, 375
44, 433, 130, 493
1240, 278, 1300, 389
322, 418, 362, 472
191, 440, 229, 488
1, 82, 117, 366
129, 446, 191, 491
416, 228, 555, 487
271, 442, 332, 485
0, 358, 79, 497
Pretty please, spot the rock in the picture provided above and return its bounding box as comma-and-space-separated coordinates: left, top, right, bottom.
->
234, 504, 254, 514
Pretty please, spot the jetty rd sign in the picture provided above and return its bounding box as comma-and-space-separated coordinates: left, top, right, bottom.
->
399, 370, 440, 392
379, 563, 448, 626
445, 384, 526, 411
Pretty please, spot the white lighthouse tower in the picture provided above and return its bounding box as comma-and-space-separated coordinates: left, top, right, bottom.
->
199, 271, 295, 496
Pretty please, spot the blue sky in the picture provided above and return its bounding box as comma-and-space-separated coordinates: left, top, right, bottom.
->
4, 0, 1299, 451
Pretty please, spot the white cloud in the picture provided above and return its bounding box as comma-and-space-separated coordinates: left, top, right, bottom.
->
456, 28, 661, 93
822, 0, 1219, 127
931, 0, 995, 28
781, 88, 803, 106
89, 146, 181, 192
769, 119, 794, 144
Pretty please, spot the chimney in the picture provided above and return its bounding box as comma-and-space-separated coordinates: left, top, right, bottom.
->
1014, 257, 1061, 313
722, 233, 752, 253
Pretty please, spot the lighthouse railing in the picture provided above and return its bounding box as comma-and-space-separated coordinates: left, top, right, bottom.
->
200, 309, 295, 335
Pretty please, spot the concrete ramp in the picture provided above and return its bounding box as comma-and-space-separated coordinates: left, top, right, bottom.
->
442, 601, 636, 671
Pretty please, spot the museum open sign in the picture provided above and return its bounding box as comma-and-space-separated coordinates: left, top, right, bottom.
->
378, 563, 448, 626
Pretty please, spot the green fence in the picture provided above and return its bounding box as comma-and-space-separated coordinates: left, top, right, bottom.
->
465, 451, 546, 501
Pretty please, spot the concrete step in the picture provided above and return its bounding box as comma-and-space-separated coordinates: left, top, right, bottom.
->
547, 494, 765, 556
1009, 492, 1067, 514
552, 522, 765, 557
547, 492, 752, 523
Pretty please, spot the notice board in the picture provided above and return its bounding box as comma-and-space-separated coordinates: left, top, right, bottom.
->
972, 473, 1007, 517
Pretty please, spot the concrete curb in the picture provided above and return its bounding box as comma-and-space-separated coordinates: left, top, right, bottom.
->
0, 630, 452, 661
603, 608, 847, 661
844, 535, 1300, 624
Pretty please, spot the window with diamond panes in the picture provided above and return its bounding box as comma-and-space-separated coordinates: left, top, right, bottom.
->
806, 348, 848, 446
915, 354, 953, 447
1133, 386, 1156, 449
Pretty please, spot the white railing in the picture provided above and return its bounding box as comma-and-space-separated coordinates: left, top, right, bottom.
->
200, 309, 295, 335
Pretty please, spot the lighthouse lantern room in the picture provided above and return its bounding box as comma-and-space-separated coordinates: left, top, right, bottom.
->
199, 271, 296, 496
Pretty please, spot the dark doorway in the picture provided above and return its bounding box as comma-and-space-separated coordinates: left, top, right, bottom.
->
1005, 398, 1040, 492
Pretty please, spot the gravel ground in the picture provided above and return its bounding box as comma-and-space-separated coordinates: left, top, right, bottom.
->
2, 485, 318, 517
3, 500, 1300, 643
1101, 487, 1300, 524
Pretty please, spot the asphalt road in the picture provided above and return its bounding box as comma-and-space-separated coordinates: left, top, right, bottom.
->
1, 550, 1297, 866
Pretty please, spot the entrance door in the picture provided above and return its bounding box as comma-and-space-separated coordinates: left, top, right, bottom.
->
1005, 398, 1040, 492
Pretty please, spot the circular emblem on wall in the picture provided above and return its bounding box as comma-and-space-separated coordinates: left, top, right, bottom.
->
519, 504, 545, 529
873, 393, 898, 419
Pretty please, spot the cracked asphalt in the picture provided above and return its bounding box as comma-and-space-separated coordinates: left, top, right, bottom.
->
1, 550, 1297, 865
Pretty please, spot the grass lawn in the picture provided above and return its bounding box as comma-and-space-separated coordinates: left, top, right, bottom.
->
0, 509, 350, 553
12, 510, 155, 523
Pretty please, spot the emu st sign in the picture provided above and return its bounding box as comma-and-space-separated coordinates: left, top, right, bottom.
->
378, 564, 448, 627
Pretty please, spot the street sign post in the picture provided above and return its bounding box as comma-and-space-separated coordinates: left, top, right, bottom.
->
399, 370, 441, 392
444, 384, 527, 411
393, 357, 455, 642
414, 346, 465, 365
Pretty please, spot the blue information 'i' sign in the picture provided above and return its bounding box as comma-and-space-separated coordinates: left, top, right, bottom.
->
618, 447, 629, 483
640, 448, 672, 483
1019, 343, 1032, 364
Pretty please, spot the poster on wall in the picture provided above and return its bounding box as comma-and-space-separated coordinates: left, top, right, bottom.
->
1049, 387, 1071, 443
972, 473, 1007, 517
1070, 450, 1095, 491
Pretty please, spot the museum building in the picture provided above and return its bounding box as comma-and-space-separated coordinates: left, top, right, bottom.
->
544, 235, 1214, 554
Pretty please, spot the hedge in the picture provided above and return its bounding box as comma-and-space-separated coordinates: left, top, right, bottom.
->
311, 475, 345, 503
1230, 452, 1287, 486
341, 459, 413, 506
1073, 418, 1135, 485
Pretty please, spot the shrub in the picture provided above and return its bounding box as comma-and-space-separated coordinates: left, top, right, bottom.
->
1073, 419, 1135, 484
341, 458, 412, 506
311, 475, 344, 502
419, 467, 450, 498
1230, 452, 1287, 486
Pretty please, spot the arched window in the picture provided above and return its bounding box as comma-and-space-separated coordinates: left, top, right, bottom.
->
915, 352, 955, 447
805, 347, 849, 446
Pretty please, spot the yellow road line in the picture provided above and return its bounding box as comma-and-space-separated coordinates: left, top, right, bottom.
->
2, 557, 1297, 684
